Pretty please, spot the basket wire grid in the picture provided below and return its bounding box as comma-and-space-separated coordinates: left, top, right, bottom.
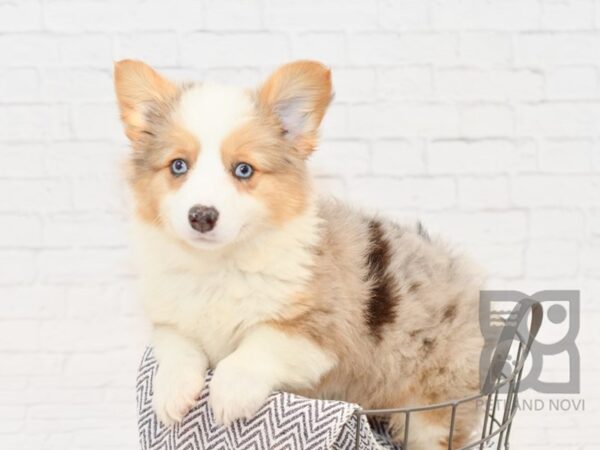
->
353, 299, 544, 450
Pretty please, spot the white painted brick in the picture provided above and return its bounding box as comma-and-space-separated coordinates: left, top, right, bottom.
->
0, 34, 59, 67
71, 103, 123, 140
263, 0, 378, 31
0, 0, 43, 31
0, 105, 70, 141
119, 285, 145, 317
39, 317, 141, 352
516, 33, 600, 66
515, 103, 600, 137
0, 405, 27, 420
0, 144, 46, 179
42, 213, 127, 248
348, 33, 459, 65
0, 215, 43, 248
541, 0, 595, 30
582, 240, 600, 276
539, 139, 594, 172
331, 68, 376, 102
436, 68, 544, 101
347, 176, 456, 211
42, 68, 113, 102
432, 0, 541, 30
423, 211, 528, 244
63, 349, 146, 386
37, 248, 132, 284
115, 33, 180, 67
57, 35, 113, 67
377, 66, 433, 100
428, 140, 534, 174
0, 250, 36, 285
309, 141, 370, 177
511, 175, 600, 207
0, 69, 40, 102
379, 0, 430, 30
44, 142, 122, 178
0, 320, 39, 350
545, 66, 599, 99
581, 310, 600, 343
461, 104, 514, 137
70, 427, 138, 448
371, 140, 426, 175
0, 286, 65, 319
526, 240, 580, 277
16, 387, 106, 407
44, 1, 136, 32
0, 435, 47, 450
530, 209, 585, 239
459, 33, 512, 65
457, 176, 511, 209
472, 243, 525, 278
0, 354, 63, 378
181, 33, 289, 67
71, 177, 127, 213
0, 180, 72, 213
590, 210, 600, 236
291, 33, 347, 66
204, 0, 262, 30
65, 284, 135, 319
28, 403, 117, 420
106, 387, 136, 403
320, 104, 348, 139
44, 0, 205, 32
0, 420, 23, 434
348, 104, 460, 138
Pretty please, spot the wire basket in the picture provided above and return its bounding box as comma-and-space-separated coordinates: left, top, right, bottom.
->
353, 299, 543, 450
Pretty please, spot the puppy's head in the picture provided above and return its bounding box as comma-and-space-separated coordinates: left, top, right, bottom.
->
114, 60, 332, 250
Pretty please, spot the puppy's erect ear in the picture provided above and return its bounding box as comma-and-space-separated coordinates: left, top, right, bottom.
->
258, 60, 333, 157
113, 60, 177, 144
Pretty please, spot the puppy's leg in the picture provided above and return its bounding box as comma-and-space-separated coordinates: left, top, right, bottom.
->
151, 325, 208, 425
209, 324, 336, 426
390, 412, 448, 450
389, 403, 480, 450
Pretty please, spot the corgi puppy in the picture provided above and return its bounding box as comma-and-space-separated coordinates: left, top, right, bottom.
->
114, 60, 485, 450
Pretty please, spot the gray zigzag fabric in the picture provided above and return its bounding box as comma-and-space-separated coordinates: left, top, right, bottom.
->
137, 348, 401, 450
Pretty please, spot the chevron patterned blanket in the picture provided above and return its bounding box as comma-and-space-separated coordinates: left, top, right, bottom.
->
137, 348, 401, 450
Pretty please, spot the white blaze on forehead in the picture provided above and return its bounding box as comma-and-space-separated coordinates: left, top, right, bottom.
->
176, 83, 255, 150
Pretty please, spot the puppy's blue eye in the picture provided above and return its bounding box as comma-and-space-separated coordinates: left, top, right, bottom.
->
233, 162, 254, 179
170, 159, 188, 176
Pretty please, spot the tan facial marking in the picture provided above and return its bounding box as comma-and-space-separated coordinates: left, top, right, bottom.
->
114, 60, 202, 224
127, 123, 200, 224
221, 117, 308, 225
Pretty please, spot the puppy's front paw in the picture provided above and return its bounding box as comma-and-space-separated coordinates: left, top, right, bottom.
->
152, 355, 207, 426
209, 358, 273, 427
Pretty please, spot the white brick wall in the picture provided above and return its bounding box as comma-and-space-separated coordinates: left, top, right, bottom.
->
1, 0, 598, 448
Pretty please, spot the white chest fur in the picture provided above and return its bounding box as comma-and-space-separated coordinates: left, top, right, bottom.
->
131, 208, 321, 366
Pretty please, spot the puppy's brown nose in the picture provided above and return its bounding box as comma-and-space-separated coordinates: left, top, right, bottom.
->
188, 205, 219, 233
